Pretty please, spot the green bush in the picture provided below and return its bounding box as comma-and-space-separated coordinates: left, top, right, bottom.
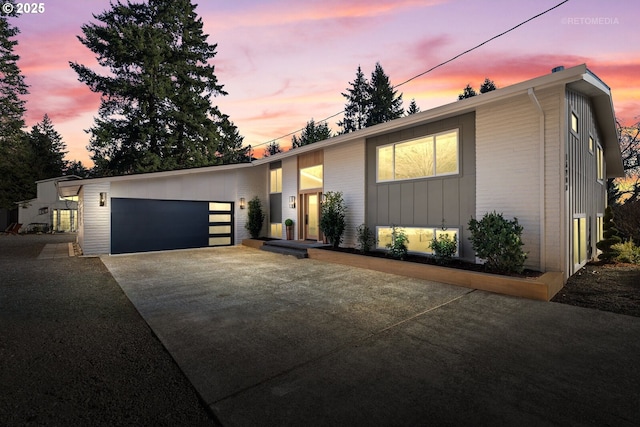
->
320, 191, 347, 248
244, 196, 265, 239
612, 239, 640, 264
429, 233, 457, 265
596, 206, 622, 262
468, 211, 527, 274
356, 224, 377, 253
386, 226, 408, 260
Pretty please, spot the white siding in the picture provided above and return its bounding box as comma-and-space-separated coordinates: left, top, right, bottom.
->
324, 139, 365, 247
476, 93, 542, 270
236, 165, 269, 243
281, 156, 298, 239
80, 182, 111, 255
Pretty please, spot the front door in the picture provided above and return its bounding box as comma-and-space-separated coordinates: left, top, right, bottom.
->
304, 193, 319, 240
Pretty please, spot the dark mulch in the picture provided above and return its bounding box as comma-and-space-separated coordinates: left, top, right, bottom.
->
552, 262, 640, 318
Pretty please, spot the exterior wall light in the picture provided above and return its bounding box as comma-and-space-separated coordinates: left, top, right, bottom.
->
239, 197, 246, 209
289, 195, 296, 209
99, 192, 107, 207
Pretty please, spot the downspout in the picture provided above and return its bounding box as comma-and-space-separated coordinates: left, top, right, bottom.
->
528, 88, 546, 272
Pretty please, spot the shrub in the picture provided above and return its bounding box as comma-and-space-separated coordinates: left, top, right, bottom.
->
612, 239, 640, 264
468, 211, 527, 274
285, 218, 294, 227
320, 191, 347, 248
386, 226, 408, 260
429, 233, 457, 265
244, 196, 265, 239
596, 206, 622, 262
356, 224, 377, 253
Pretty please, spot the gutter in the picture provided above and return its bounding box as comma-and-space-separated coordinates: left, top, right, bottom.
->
528, 88, 546, 272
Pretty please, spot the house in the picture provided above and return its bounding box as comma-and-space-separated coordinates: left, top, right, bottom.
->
17, 176, 81, 233
58, 64, 623, 282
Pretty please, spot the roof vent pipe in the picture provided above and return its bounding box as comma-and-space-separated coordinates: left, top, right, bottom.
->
552, 66, 565, 73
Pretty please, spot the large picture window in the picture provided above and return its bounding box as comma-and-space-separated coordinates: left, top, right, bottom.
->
376, 226, 459, 256
377, 129, 459, 182
300, 165, 323, 190
270, 168, 282, 193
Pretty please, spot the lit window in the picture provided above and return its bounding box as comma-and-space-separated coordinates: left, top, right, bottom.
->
596, 214, 604, 243
573, 216, 587, 266
377, 129, 458, 182
588, 136, 594, 153
571, 112, 579, 133
300, 165, 323, 190
270, 223, 282, 238
596, 145, 604, 181
377, 226, 459, 256
270, 168, 282, 193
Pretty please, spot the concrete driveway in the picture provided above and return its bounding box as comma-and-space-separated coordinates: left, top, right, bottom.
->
101, 246, 640, 426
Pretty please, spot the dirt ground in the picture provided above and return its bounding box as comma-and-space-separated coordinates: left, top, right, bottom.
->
552, 262, 640, 318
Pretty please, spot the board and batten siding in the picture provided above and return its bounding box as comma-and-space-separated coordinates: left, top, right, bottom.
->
324, 139, 366, 247
366, 112, 476, 261
476, 86, 564, 273
79, 182, 111, 255
566, 89, 607, 275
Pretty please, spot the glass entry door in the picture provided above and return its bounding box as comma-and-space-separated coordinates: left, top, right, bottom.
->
304, 193, 320, 240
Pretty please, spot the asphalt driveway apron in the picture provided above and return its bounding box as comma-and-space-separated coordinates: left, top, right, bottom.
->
101, 246, 640, 426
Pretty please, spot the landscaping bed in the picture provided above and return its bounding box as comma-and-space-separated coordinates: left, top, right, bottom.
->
552, 262, 640, 318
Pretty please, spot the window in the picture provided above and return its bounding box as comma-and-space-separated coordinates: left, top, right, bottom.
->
377, 129, 458, 182
270, 223, 282, 238
571, 112, 579, 133
573, 216, 587, 266
376, 226, 459, 256
596, 145, 604, 181
38, 207, 48, 215
270, 168, 282, 193
596, 214, 604, 243
300, 165, 323, 190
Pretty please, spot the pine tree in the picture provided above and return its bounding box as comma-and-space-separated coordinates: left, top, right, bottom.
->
28, 114, 68, 180
64, 160, 91, 178
291, 119, 332, 148
338, 65, 369, 134
407, 98, 420, 115
0, 3, 32, 208
366, 62, 403, 127
458, 84, 477, 100
70, 0, 245, 176
263, 141, 282, 157
479, 78, 497, 93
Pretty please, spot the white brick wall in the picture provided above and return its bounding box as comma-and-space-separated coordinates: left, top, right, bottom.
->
324, 139, 366, 247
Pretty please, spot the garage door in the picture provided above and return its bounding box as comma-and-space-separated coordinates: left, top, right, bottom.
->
111, 198, 234, 254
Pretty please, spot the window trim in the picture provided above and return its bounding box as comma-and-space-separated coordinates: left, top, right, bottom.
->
588, 134, 594, 154
596, 143, 605, 183
570, 110, 579, 135
270, 168, 282, 194
376, 128, 460, 183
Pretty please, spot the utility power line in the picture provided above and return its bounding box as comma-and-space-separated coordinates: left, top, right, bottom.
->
252, 0, 570, 154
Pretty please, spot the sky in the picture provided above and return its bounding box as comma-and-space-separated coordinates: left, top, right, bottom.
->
6, 0, 640, 165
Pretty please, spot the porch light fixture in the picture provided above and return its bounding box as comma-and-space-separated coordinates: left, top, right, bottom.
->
239, 197, 246, 209
99, 192, 107, 207
289, 195, 296, 209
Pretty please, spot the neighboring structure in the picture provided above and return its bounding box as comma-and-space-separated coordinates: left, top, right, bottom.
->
59, 64, 623, 281
17, 176, 81, 233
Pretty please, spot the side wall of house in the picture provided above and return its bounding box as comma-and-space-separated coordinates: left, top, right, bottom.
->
237, 165, 270, 241
324, 139, 366, 247
476, 88, 562, 272
566, 89, 608, 276
366, 112, 476, 261
281, 156, 298, 239
79, 182, 111, 255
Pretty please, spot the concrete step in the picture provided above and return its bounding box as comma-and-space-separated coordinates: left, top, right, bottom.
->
260, 244, 308, 259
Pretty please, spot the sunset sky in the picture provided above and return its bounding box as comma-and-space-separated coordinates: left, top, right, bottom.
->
7, 0, 640, 165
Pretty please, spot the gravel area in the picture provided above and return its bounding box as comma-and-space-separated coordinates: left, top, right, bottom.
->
0, 233, 219, 426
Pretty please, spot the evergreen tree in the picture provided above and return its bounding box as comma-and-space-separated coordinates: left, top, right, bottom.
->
338, 65, 369, 134
263, 141, 282, 157
479, 78, 497, 93
407, 98, 420, 115
458, 84, 477, 100
64, 160, 91, 178
0, 3, 32, 208
596, 205, 622, 262
28, 114, 68, 180
70, 0, 245, 176
291, 119, 332, 149
366, 62, 403, 127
